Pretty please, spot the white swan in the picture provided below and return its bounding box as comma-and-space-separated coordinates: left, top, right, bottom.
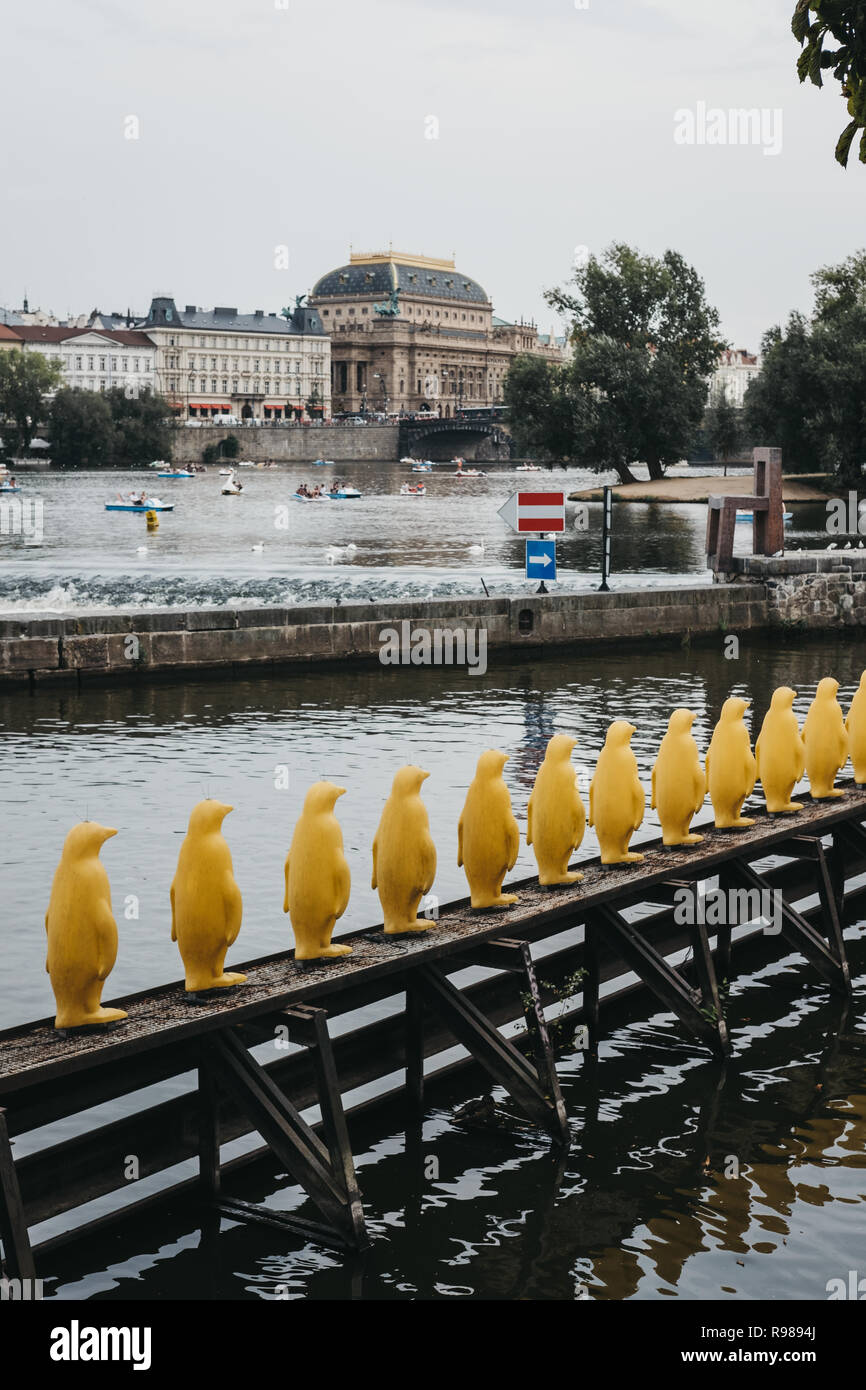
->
468, 539, 485, 556
251, 542, 264, 553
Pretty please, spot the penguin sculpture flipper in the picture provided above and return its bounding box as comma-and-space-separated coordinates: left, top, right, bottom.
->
650, 761, 657, 811
283, 852, 290, 914
526, 795, 534, 847
588, 780, 595, 828
170, 880, 177, 942
371, 835, 379, 891
506, 816, 519, 871
224, 877, 243, 946
457, 814, 464, 868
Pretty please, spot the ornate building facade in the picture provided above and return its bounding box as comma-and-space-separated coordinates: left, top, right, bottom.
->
309, 250, 565, 417
139, 297, 331, 421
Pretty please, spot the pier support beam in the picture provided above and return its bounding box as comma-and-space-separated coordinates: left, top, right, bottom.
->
723, 854, 850, 995
589, 901, 731, 1057
412, 944, 570, 1145
0, 1108, 34, 1281
203, 1013, 367, 1251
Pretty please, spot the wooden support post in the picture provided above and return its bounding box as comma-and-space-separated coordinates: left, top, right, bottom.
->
583, 920, 600, 1057
197, 1051, 221, 1199
723, 854, 850, 995
591, 902, 730, 1057
0, 1108, 35, 1281
282, 1006, 366, 1248
405, 984, 425, 1117
206, 1025, 367, 1251
413, 958, 570, 1144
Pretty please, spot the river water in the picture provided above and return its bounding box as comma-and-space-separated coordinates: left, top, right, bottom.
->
0, 461, 836, 613
2, 636, 866, 1300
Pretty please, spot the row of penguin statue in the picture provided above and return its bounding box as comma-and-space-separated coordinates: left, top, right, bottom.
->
43, 674, 866, 1031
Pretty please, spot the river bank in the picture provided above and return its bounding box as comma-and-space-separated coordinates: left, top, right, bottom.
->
570, 473, 830, 503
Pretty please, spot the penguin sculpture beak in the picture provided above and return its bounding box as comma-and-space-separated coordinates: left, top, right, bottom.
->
629, 724, 637, 736
335, 787, 347, 798
101, 827, 118, 842
419, 770, 431, 781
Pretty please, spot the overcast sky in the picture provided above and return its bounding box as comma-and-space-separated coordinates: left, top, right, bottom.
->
4, 0, 865, 349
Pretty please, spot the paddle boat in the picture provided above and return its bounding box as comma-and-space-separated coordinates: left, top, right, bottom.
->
158, 469, 195, 479
314, 458, 336, 467
516, 463, 541, 472
236, 460, 256, 468
291, 492, 332, 503
0, 482, 21, 493
400, 456, 416, 465
327, 485, 362, 499
454, 467, 486, 478
736, 510, 794, 524
400, 483, 426, 496
106, 496, 173, 512
411, 461, 433, 472
221, 472, 244, 495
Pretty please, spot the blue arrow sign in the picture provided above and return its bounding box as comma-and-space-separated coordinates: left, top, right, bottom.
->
525, 538, 557, 580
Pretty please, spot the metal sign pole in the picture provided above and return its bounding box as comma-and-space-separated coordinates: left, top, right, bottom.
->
598, 486, 611, 592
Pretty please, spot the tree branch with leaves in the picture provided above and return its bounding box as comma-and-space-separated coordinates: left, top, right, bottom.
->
793, 0, 866, 165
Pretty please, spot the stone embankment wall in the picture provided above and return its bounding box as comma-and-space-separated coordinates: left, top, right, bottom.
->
0, 585, 765, 689
170, 423, 400, 464
717, 554, 866, 628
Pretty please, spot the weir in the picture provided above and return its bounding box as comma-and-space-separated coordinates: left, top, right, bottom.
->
1, 786, 865, 1274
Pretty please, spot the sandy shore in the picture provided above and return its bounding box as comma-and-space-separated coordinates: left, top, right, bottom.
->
569, 474, 829, 504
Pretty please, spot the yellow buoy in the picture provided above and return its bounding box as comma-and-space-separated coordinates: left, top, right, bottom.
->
146, 510, 159, 530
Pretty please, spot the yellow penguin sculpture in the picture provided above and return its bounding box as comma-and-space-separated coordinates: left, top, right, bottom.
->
372, 765, 437, 933
846, 672, 866, 785
756, 686, 806, 813
706, 697, 756, 828
589, 721, 645, 864
171, 800, 246, 992
45, 822, 128, 1030
284, 781, 352, 959
651, 709, 706, 846
526, 734, 586, 884
458, 750, 520, 908
803, 677, 849, 799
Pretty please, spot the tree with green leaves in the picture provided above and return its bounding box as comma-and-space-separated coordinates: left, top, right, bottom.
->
745, 250, 866, 483
105, 388, 173, 466
0, 349, 63, 453
49, 388, 116, 468
505, 243, 725, 482
705, 388, 743, 475
793, 1, 866, 165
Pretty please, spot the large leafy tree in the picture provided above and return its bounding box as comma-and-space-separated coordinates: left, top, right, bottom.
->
744, 251, 866, 483
49, 388, 116, 467
105, 387, 174, 466
0, 349, 62, 452
793, 1, 866, 166
505, 244, 724, 482
705, 388, 743, 475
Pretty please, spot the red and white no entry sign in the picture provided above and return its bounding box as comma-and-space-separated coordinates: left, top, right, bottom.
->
497, 490, 566, 533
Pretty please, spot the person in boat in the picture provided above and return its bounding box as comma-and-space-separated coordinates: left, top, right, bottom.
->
312, 483, 323, 498
297, 482, 310, 497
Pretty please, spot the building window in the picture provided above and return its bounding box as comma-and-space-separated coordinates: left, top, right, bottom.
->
335, 309, 342, 317
211, 379, 217, 392
232, 379, 238, 392
361, 307, 368, 315
200, 378, 206, 391
88, 356, 94, 369
222, 379, 228, 392
75, 356, 82, 370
